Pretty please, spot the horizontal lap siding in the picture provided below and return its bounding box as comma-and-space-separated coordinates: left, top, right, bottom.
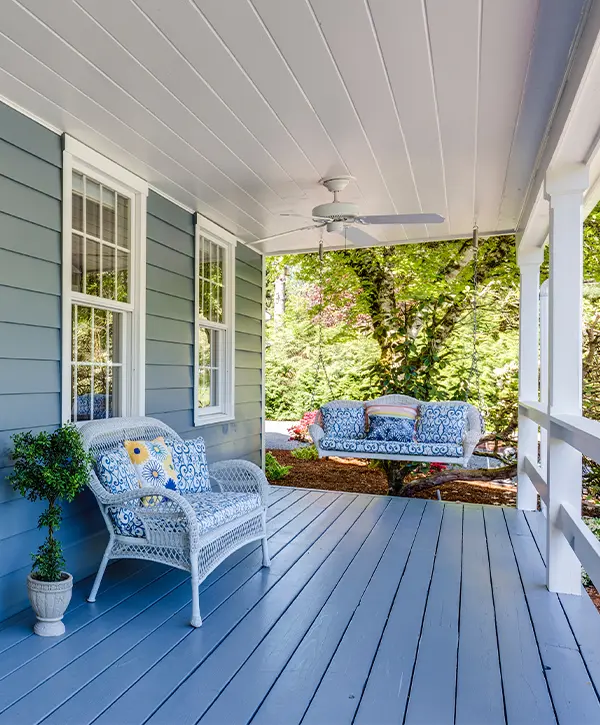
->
145, 192, 263, 466
0, 104, 102, 621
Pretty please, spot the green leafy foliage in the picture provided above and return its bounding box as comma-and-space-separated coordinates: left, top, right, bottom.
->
291, 445, 319, 461
8, 425, 93, 582
265, 452, 292, 481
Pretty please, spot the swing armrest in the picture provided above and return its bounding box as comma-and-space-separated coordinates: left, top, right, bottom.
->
463, 429, 482, 460
309, 423, 325, 448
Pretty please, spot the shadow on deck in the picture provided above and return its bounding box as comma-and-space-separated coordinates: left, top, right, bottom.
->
0, 486, 598, 724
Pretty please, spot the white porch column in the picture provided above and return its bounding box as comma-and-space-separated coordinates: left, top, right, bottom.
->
545, 163, 588, 594
539, 280, 549, 474
517, 247, 543, 510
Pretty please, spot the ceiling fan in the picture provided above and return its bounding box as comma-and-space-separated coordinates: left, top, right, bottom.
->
255, 176, 444, 248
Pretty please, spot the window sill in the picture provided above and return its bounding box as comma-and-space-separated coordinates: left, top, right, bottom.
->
194, 411, 235, 428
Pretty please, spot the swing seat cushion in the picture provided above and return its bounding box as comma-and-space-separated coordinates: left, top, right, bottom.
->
366, 403, 418, 442
319, 437, 463, 458
321, 405, 366, 439
416, 403, 471, 444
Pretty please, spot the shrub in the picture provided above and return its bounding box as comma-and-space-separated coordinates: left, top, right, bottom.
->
291, 445, 319, 461
9, 425, 93, 582
265, 452, 292, 481
288, 410, 319, 442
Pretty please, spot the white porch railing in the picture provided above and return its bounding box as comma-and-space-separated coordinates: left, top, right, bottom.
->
519, 400, 600, 593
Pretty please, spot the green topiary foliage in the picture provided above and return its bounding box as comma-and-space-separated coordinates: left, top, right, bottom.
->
8, 425, 94, 582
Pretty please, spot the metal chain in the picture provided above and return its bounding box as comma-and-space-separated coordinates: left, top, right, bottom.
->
310, 239, 335, 408
466, 226, 483, 409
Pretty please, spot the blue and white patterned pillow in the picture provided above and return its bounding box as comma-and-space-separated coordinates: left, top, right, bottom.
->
167, 437, 211, 494
96, 447, 140, 495
367, 415, 415, 442
321, 406, 366, 439
416, 403, 470, 444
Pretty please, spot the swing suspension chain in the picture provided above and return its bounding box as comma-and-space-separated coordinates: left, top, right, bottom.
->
311, 239, 335, 407
467, 225, 483, 409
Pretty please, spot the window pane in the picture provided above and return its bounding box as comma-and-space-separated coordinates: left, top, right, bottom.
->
116, 249, 129, 303
76, 305, 92, 362
72, 234, 84, 293
101, 243, 116, 300
72, 171, 84, 194
72, 192, 83, 233
94, 308, 107, 362
86, 239, 101, 296
102, 187, 116, 243
86, 180, 101, 238
117, 195, 130, 249
93, 366, 108, 419
76, 366, 92, 422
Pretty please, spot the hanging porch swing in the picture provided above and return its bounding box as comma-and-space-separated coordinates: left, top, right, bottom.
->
308, 228, 484, 466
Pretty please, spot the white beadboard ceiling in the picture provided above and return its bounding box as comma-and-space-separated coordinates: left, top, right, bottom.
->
0, 0, 590, 254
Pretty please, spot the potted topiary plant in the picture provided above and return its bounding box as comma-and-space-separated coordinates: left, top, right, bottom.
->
9, 424, 93, 636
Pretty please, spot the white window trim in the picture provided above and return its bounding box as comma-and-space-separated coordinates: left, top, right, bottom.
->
61, 136, 148, 424
194, 212, 237, 427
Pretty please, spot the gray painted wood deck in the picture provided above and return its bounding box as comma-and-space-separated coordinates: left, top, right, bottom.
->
0, 487, 599, 725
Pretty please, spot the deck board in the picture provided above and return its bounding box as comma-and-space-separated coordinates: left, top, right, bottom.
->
0, 488, 598, 725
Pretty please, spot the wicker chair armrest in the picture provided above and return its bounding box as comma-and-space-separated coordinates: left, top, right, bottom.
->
95, 485, 201, 545
309, 423, 325, 447
209, 459, 269, 506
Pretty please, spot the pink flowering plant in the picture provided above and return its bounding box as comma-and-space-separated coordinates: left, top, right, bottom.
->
288, 410, 319, 443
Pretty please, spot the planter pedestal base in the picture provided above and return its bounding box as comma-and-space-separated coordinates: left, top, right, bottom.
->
33, 618, 66, 637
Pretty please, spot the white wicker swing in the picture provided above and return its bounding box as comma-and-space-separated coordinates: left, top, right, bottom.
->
308, 230, 484, 466
81, 416, 270, 627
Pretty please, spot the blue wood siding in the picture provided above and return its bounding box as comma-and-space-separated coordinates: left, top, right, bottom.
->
0, 105, 264, 622
145, 191, 264, 465
0, 103, 105, 621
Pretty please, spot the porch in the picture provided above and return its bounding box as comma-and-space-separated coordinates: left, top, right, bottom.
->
0, 486, 598, 725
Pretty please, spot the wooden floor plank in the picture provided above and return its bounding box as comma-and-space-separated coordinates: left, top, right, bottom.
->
294, 499, 426, 725
266, 488, 309, 518
404, 502, 463, 725
92, 493, 363, 725
353, 501, 444, 725
145, 496, 388, 725
0, 563, 169, 681
504, 507, 600, 724
523, 506, 600, 698
39, 491, 344, 725
484, 507, 556, 725
0, 559, 154, 655
198, 499, 406, 725
455, 506, 505, 725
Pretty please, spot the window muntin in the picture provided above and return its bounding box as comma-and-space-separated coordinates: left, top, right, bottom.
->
71, 304, 123, 421
195, 223, 235, 425
71, 171, 130, 303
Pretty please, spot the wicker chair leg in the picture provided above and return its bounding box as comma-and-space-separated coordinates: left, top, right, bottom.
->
88, 540, 112, 603
261, 535, 271, 568
190, 557, 202, 628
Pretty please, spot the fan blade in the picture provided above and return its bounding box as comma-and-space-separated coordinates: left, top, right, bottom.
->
280, 212, 313, 219
250, 223, 325, 245
357, 213, 445, 225
333, 225, 380, 248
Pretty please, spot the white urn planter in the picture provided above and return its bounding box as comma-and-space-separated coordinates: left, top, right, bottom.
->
27, 572, 73, 637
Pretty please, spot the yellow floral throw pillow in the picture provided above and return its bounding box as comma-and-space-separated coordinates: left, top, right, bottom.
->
123, 437, 177, 507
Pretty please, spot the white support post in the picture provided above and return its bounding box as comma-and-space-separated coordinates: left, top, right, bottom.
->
539, 279, 549, 516
545, 163, 588, 595
517, 246, 543, 511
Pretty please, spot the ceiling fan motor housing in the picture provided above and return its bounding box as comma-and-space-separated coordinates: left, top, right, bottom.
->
311, 200, 359, 223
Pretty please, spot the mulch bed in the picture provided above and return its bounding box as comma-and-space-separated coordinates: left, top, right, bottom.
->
268, 449, 518, 506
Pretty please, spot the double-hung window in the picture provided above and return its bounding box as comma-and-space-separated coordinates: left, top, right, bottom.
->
194, 214, 236, 426
62, 138, 148, 423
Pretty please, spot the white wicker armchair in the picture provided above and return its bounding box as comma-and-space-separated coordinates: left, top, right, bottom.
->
81, 416, 270, 627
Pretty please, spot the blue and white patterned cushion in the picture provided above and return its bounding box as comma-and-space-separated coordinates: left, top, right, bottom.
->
367, 415, 415, 442
416, 403, 470, 444
95, 447, 140, 495
167, 438, 211, 494
107, 491, 262, 539
321, 406, 366, 439
319, 437, 463, 458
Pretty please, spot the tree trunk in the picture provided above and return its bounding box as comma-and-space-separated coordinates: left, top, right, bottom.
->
401, 463, 517, 497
